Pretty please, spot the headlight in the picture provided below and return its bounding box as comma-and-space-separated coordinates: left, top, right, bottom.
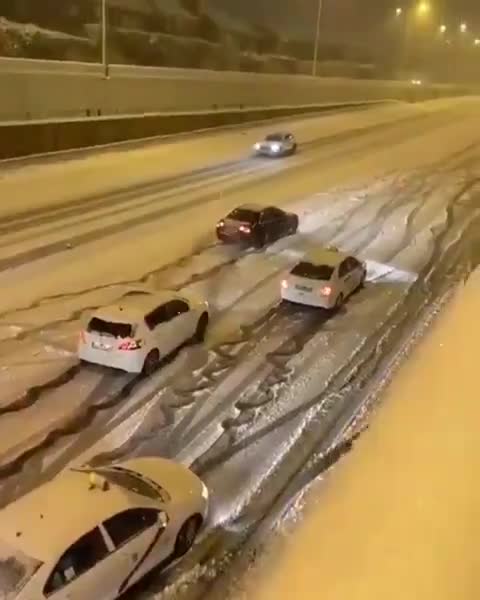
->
254, 143, 261, 150
271, 143, 281, 152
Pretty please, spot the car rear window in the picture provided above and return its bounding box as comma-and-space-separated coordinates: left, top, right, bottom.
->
291, 262, 334, 280
87, 317, 134, 339
0, 539, 42, 598
228, 208, 259, 223
265, 134, 283, 141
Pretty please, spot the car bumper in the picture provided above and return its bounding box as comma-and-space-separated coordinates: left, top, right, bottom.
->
254, 147, 285, 157
281, 288, 335, 309
217, 230, 253, 244
78, 346, 146, 373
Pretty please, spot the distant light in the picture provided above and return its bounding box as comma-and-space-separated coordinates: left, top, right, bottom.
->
475, 38, 480, 46
416, 2, 430, 16
439, 24, 447, 34
460, 22, 467, 33
395, 7, 403, 17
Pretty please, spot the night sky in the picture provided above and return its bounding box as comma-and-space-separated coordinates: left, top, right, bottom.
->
207, 0, 480, 42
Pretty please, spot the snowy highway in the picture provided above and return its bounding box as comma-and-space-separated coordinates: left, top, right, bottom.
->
0, 97, 479, 598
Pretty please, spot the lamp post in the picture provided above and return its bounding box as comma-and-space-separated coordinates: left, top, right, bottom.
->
101, 0, 109, 78
312, 0, 323, 76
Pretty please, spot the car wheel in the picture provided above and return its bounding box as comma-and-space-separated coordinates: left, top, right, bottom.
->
143, 349, 160, 375
254, 230, 266, 249
360, 270, 367, 288
290, 215, 299, 234
334, 293, 344, 311
291, 144, 297, 155
174, 515, 202, 559
194, 312, 209, 343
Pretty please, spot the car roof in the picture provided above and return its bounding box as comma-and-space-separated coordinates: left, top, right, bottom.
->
232, 203, 265, 213
302, 247, 349, 267
0, 467, 162, 563
266, 131, 290, 137
91, 290, 186, 323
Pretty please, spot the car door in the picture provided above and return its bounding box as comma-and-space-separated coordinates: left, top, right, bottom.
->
338, 258, 358, 296
337, 259, 352, 296
168, 300, 196, 345
102, 508, 169, 596
42, 526, 125, 600
259, 208, 273, 242
347, 257, 364, 290
270, 207, 290, 237
145, 303, 178, 357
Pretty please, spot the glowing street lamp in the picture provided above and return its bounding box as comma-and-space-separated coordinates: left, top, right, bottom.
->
460, 22, 467, 33
474, 38, 480, 46
396, 7, 403, 17
439, 24, 447, 34
416, 2, 431, 17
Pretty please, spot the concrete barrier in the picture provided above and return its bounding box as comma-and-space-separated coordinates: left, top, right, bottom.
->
0, 57, 469, 122
0, 101, 393, 160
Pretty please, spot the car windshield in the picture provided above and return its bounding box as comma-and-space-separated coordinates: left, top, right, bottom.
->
87, 317, 134, 339
91, 467, 170, 503
228, 208, 260, 223
0, 539, 42, 599
291, 262, 335, 280
265, 134, 283, 142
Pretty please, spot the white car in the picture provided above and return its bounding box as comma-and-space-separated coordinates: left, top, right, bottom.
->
78, 290, 209, 374
253, 132, 297, 157
0, 457, 208, 600
281, 248, 366, 310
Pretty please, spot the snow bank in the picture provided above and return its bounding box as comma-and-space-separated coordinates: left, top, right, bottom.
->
247, 266, 480, 600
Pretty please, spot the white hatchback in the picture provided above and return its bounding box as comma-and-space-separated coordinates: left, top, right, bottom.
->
0, 457, 208, 600
281, 248, 366, 310
78, 290, 209, 374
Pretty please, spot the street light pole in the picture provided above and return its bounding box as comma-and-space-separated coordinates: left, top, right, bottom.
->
312, 0, 323, 76
101, 0, 109, 78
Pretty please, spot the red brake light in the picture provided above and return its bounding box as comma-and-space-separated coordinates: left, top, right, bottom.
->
239, 225, 251, 233
320, 286, 332, 297
217, 220, 225, 228
118, 339, 143, 351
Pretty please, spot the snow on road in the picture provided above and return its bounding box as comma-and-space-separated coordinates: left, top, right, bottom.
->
244, 265, 480, 600
0, 97, 477, 598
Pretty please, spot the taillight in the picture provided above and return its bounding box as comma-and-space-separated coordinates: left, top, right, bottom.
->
239, 225, 251, 234
319, 286, 332, 297
281, 279, 289, 289
118, 339, 143, 351
217, 220, 225, 228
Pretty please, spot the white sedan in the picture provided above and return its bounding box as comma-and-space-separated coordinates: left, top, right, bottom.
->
0, 457, 208, 600
281, 248, 366, 310
253, 132, 297, 157
78, 289, 209, 374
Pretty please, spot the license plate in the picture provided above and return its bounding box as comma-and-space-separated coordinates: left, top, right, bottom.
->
92, 341, 112, 351
296, 285, 312, 292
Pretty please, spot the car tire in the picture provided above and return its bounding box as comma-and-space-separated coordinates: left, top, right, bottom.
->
174, 515, 202, 559
334, 293, 344, 311
254, 230, 266, 249
290, 214, 299, 234
291, 144, 297, 155
143, 349, 160, 376
360, 270, 367, 288
194, 312, 209, 343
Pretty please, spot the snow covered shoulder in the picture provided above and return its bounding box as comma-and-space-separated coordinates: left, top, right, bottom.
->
249, 267, 480, 600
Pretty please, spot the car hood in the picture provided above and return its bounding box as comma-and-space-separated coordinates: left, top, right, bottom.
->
119, 458, 204, 504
